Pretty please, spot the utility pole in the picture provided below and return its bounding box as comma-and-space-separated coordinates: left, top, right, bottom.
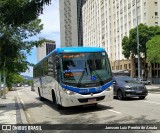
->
136, 0, 141, 79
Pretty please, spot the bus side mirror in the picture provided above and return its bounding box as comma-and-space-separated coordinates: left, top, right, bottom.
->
113, 81, 116, 84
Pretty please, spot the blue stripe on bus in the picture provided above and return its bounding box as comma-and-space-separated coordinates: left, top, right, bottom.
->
61, 81, 113, 94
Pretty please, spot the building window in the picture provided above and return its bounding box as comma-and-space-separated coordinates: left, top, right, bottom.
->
144, 12, 146, 19
155, 2, 157, 5
155, 12, 158, 16
144, 2, 146, 9
129, 63, 131, 69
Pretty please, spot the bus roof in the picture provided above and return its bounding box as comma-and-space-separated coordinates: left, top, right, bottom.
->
35, 47, 106, 66
56, 47, 105, 53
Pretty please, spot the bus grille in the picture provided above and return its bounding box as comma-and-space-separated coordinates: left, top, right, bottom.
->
78, 96, 105, 103
80, 92, 101, 95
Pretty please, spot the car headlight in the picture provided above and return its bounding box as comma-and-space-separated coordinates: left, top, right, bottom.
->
144, 86, 147, 90
63, 89, 76, 95
105, 85, 113, 91
125, 86, 132, 90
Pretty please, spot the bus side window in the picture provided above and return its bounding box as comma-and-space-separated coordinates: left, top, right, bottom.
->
43, 59, 48, 76
53, 58, 58, 80
48, 56, 54, 77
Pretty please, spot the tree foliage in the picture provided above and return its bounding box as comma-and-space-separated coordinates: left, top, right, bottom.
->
122, 24, 160, 59
0, 19, 44, 73
122, 24, 160, 78
6, 73, 24, 88
0, 0, 51, 87
122, 36, 130, 58
0, 0, 51, 26
147, 35, 160, 63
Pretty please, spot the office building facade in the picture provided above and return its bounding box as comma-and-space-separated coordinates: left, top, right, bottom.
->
82, 0, 160, 78
37, 40, 56, 62
59, 0, 86, 47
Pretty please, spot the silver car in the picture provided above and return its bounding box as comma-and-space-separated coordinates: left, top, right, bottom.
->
113, 76, 148, 100
139, 79, 151, 85
134, 78, 151, 85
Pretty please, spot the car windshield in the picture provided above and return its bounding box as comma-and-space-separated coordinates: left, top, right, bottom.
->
114, 76, 139, 84
61, 52, 112, 85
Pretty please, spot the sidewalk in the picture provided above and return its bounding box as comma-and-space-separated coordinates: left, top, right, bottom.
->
146, 84, 160, 93
0, 89, 28, 126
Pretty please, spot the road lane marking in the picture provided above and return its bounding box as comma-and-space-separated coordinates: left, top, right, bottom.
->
18, 91, 25, 105
108, 109, 122, 114
144, 101, 160, 105
27, 113, 31, 118
20, 99, 24, 105
17, 92, 20, 97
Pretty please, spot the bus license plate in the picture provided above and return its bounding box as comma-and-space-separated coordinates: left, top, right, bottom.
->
88, 98, 96, 103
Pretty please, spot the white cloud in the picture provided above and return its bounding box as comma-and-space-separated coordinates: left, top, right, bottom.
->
39, 0, 60, 34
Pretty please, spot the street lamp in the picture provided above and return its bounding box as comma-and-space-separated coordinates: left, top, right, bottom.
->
136, 0, 141, 79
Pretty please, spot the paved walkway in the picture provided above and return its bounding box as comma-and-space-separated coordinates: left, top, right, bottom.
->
146, 84, 160, 93
0, 90, 28, 133
0, 91, 17, 125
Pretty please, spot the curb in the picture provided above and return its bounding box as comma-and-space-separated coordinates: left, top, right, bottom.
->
147, 89, 160, 94
16, 94, 29, 124
16, 91, 31, 133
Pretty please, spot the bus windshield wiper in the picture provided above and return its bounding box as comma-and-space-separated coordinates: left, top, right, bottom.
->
77, 69, 85, 87
92, 70, 104, 85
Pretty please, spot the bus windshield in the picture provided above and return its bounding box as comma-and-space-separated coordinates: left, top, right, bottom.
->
61, 52, 112, 85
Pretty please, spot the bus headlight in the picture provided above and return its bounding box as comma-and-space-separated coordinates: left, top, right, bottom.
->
105, 85, 113, 91
63, 89, 76, 95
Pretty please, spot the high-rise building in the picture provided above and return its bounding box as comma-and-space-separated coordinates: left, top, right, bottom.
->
82, 0, 160, 78
59, 0, 86, 47
37, 40, 56, 62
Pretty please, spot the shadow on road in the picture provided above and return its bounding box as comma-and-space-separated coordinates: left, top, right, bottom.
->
113, 97, 148, 101
35, 115, 160, 133
35, 97, 113, 115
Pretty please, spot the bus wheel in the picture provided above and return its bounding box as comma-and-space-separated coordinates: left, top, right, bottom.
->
52, 90, 63, 110
38, 88, 44, 101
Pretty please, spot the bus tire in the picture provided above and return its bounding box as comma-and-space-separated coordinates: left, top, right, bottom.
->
52, 90, 63, 110
38, 88, 44, 101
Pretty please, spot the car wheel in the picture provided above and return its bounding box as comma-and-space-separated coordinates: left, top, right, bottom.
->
38, 88, 44, 101
139, 96, 145, 100
117, 90, 124, 100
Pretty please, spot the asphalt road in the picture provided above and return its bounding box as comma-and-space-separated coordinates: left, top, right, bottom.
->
16, 87, 160, 133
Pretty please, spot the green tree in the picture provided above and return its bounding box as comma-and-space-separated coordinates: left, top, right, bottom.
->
0, 0, 51, 70
0, 0, 51, 26
147, 35, 160, 64
0, 19, 44, 72
6, 73, 24, 89
0, 0, 51, 88
122, 24, 160, 78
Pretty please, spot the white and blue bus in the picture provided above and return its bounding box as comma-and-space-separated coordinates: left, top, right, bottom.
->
33, 47, 113, 108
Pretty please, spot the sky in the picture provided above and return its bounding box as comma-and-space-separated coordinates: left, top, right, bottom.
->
21, 0, 60, 77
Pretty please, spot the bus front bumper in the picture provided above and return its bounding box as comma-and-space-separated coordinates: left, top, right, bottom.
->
60, 89, 113, 107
